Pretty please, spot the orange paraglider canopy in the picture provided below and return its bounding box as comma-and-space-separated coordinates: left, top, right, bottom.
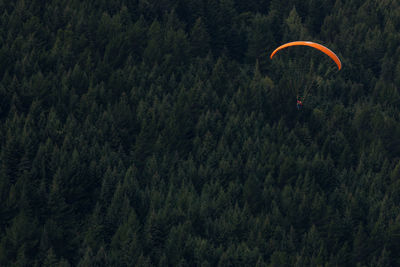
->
270, 41, 342, 70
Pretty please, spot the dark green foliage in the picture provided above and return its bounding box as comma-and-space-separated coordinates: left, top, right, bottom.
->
0, 0, 399, 266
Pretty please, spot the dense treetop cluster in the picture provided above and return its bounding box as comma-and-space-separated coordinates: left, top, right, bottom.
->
0, 0, 399, 266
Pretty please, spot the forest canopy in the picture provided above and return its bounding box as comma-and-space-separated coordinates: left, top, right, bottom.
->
0, 0, 400, 266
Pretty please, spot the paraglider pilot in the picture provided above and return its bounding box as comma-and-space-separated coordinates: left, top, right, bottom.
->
297, 97, 303, 110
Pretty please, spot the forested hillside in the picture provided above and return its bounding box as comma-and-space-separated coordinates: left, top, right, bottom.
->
1, 0, 400, 266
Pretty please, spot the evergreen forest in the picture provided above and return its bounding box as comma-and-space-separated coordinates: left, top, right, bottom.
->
1, 0, 400, 266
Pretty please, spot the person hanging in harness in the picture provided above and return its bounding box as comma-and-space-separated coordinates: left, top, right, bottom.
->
296, 97, 303, 110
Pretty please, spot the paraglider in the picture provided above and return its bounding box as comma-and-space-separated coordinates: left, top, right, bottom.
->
270, 41, 342, 109
270, 41, 342, 70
